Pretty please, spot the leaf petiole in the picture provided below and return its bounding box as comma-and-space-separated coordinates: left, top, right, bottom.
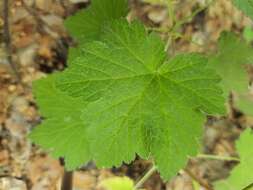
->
196, 154, 240, 162
134, 165, 157, 189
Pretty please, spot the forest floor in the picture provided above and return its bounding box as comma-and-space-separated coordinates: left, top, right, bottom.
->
0, 0, 253, 190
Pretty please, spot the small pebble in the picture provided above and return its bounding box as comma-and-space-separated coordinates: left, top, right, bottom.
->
8, 85, 17, 92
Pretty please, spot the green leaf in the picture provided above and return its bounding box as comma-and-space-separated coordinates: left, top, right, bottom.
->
56, 20, 225, 179
208, 32, 253, 115
215, 128, 253, 190
209, 33, 253, 96
236, 95, 253, 116
65, 0, 129, 43
243, 26, 253, 43
232, 0, 253, 20
29, 74, 90, 170
99, 177, 136, 190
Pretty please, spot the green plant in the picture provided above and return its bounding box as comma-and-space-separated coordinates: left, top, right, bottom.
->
99, 177, 136, 190
31, 19, 225, 180
215, 129, 253, 190
29, 0, 253, 188
232, 0, 253, 20
243, 26, 253, 43
208, 32, 253, 115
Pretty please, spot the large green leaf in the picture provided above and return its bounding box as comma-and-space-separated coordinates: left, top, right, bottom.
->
215, 128, 253, 190
30, 74, 90, 170
233, 0, 253, 20
65, 0, 129, 43
55, 20, 225, 179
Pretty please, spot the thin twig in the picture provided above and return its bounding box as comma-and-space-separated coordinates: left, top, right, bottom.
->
21, 0, 59, 38
59, 158, 73, 190
134, 165, 157, 190
3, 0, 21, 81
59, 0, 69, 17
61, 170, 73, 190
196, 154, 240, 162
164, 0, 175, 52
171, 0, 215, 33
184, 168, 213, 190
166, 0, 175, 27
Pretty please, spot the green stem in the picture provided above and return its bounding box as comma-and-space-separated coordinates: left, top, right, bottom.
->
167, 0, 175, 27
242, 182, 253, 190
134, 165, 157, 190
164, 0, 175, 52
196, 154, 240, 162
171, 0, 214, 32
192, 179, 201, 190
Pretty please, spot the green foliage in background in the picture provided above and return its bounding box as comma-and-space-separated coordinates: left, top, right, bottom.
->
215, 128, 253, 190
64, 0, 128, 42
208, 32, 253, 115
233, 0, 253, 20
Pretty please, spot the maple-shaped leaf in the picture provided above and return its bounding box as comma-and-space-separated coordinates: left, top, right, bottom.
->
30, 74, 90, 170
232, 0, 253, 20
65, 0, 129, 43
214, 128, 253, 190
208, 32, 253, 115
56, 20, 225, 179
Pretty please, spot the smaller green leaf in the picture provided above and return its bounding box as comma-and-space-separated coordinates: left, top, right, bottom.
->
215, 128, 253, 190
232, 0, 253, 20
99, 177, 136, 190
209, 32, 253, 96
209, 32, 253, 115
64, 0, 129, 42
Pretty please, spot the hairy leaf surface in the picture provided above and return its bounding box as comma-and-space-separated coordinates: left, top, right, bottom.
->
30, 75, 90, 170
215, 128, 253, 190
55, 21, 225, 179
